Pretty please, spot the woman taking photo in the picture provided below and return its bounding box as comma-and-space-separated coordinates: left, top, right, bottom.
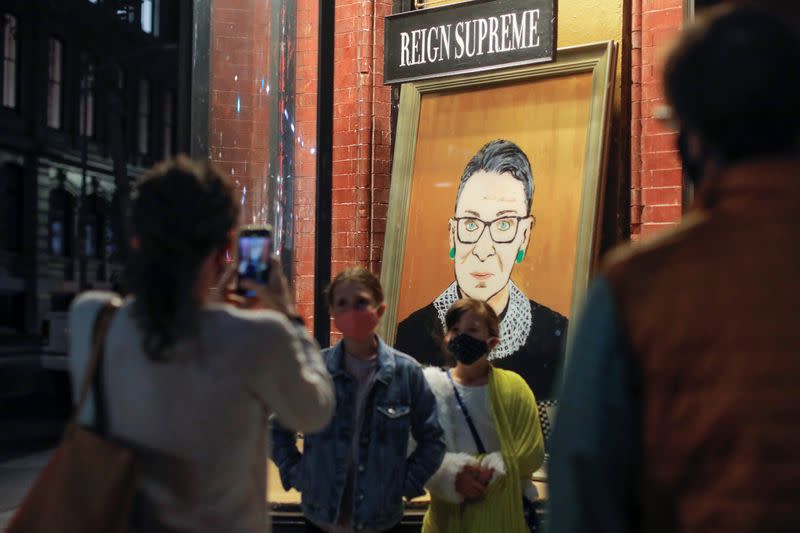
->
421, 298, 545, 533
67, 156, 334, 532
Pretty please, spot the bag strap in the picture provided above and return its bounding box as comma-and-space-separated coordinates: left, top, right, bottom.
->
66, 298, 121, 436
446, 369, 487, 455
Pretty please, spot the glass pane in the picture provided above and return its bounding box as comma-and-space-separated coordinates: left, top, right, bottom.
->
141, 0, 153, 33
3, 14, 17, 109
205, 0, 319, 331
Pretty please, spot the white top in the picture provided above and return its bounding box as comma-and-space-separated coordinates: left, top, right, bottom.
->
451, 382, 501, 454
68, 291, 334, 533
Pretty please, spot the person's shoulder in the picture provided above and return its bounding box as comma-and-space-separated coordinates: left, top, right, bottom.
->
69, 290, 118, 315
391, 347, 423, 368
420, 365, 451, 399
492, 367, 536, 400
602, 210, 711, 281
212, 304, 291, 330
68, 291, 120, 333
208, 305, 297, 349
492, 366, 528, 387
320, 343, 340, 367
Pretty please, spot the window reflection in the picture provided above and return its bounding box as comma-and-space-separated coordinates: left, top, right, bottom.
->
2, 13, 18, 109
47, 38, 64, 129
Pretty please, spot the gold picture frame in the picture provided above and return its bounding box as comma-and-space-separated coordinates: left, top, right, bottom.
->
379, 41, 617, 365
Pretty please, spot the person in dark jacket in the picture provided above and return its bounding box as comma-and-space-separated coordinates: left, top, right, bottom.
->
549, 6, 800, 532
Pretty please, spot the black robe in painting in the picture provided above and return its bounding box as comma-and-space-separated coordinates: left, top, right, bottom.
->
395, 299, 568, 402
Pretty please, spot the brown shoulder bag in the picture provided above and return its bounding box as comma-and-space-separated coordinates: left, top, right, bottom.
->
7, 298, 139, 533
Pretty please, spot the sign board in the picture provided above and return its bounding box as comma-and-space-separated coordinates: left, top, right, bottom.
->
384, 0, 556, 85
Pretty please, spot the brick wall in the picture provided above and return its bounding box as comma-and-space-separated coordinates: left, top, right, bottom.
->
293, 2, 319, 325
209, 0, 271, 227
208, 0, 393, 334
327, 0, 394, 340
631, 0, 685, 239
331, 0, 393, 278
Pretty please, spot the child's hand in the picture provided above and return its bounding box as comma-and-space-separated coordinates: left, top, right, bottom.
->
455, 464, 495, 501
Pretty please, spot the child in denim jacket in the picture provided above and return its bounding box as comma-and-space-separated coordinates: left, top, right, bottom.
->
272, 267, 445, 532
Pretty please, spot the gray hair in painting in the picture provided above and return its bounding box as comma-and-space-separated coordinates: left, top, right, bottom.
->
455, 139, 535, 214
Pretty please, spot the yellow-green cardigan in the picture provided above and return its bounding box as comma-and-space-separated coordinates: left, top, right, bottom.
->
422, 366, 545, 533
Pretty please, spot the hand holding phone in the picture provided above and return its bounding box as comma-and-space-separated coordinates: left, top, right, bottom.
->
237, 225, 273, 297
232, 225, 296, 316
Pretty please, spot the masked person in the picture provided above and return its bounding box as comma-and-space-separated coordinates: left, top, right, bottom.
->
421, 298, 545, 533
549, 6, 800, 533
272, 267, 445, 533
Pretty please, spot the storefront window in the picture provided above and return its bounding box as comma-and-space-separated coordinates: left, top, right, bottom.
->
199, 0, 319, 330
192, 0, 321, 512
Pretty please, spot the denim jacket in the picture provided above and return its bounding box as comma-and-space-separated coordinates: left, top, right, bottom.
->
272, 337, 445, 531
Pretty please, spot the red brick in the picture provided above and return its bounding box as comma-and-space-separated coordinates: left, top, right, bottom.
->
642, 150, 681, 172
642, 133, 677, 153
642, 8, 683, 31
640, 222, 679, 238
641, 186, 682, 206
642, 204, 682, 224
641, 168, 683, 188
643, 0, 683, 11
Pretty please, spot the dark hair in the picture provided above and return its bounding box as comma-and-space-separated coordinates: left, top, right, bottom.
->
326, 266, 384, 307
664, 5, 800, 163
128, 156, 239, 360
455, 140, 534, 214
445, 298, 500, 339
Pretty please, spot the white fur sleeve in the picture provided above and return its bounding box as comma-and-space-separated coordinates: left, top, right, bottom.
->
425, 452, 479, 504
479, 451, 507, 484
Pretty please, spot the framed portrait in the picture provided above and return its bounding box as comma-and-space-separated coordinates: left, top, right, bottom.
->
379, 41, 617, 437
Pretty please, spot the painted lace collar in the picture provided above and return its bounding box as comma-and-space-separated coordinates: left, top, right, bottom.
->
432, 281, 532, 361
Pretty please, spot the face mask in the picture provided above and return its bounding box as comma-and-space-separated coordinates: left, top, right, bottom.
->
447, 333, 490, 365
678, 129, 705, 187
334, 309, 379, 342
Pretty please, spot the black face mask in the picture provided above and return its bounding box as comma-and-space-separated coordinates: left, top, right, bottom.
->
447, 334, 489, 365
678, 129, 705, 187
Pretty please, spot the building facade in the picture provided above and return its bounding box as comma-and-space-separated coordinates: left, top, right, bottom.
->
0, 0, 189, 352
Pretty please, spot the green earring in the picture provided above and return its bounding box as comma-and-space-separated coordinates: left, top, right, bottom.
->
449, 247, 455, 259
515, 250, 525, 263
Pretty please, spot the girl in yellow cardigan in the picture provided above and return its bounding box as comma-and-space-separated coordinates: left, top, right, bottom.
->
422, 298, 545, 533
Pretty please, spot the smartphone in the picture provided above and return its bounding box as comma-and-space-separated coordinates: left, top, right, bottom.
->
236, 225, 273, 297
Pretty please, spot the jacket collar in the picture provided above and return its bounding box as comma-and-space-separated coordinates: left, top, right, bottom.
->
696, 158, 800, 212
326, 336, 396, 385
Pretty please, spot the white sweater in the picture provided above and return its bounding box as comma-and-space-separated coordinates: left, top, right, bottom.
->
68, 292, 334, 533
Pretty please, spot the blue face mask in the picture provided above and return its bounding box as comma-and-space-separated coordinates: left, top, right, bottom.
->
447, 333, 489, 365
